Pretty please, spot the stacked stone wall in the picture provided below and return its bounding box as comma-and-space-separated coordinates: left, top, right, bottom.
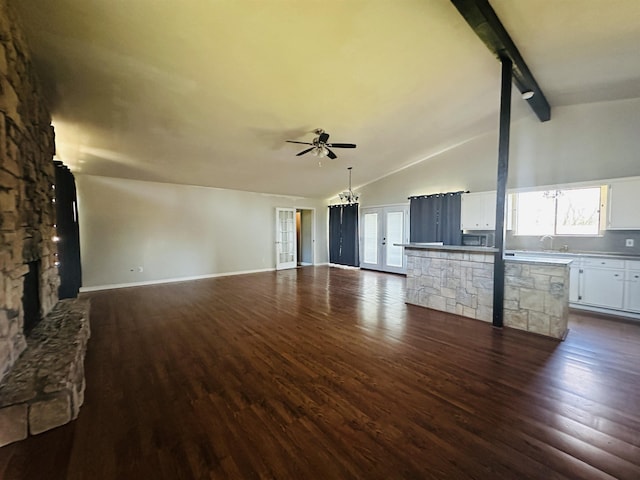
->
504, 260, 570, 339
0, 0, 59, 382
405, 249, 495, 322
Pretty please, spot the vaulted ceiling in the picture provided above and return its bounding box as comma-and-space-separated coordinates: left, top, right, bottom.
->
13, 0, 640, 198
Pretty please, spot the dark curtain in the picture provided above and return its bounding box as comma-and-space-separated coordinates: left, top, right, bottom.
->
340, 204, 359, 267
328, 206, 342, 264
410, 195, 440, 242
409, 192, 462, 245
54, 161, 82, 298
328, 203, 359, 267
439, 193, 462, 246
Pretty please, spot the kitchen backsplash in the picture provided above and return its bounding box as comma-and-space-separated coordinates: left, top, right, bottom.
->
505, 230, 640, 256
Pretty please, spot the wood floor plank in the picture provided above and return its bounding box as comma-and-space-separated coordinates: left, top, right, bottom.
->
1, 266, 639, 479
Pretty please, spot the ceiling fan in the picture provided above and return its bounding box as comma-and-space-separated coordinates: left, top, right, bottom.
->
286, 129, 356, 159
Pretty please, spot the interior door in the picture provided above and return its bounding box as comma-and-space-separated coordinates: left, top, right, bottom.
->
360, 205, 409, 274
275, 208, 297, 270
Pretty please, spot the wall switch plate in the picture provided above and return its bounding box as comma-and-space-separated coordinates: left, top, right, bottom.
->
626, 239, 634, 247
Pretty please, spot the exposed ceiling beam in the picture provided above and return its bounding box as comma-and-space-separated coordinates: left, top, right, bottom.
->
451, 0, 551, 122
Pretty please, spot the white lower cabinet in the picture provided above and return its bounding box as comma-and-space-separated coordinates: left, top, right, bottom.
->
624, 264, 640, 313
569, 263, 581, 303
580, 267, 625, 309
572, 258, 640, 317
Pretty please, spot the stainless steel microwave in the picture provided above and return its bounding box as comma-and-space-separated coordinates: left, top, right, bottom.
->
461, 233, 493, 247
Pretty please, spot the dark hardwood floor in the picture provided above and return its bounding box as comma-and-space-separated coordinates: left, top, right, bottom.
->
1, 266, 639, 479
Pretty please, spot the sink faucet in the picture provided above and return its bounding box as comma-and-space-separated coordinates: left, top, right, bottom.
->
540, 234, 554, 251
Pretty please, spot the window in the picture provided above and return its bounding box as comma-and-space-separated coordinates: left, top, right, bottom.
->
513, 186, 603, 236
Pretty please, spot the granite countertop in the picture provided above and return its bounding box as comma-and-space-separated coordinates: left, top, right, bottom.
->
504, 256, 573, 266
398, 243, 499, 253
396, 244, 639, 260
505, 250, 640, 261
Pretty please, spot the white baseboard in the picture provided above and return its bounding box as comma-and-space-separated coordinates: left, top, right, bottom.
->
570, 303, 640, 321
79, 267, 276, 293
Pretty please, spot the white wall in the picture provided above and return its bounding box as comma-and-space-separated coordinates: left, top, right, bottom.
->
77, 98, 639, 289
355, 97, 640, 206
76, 175, 328, 289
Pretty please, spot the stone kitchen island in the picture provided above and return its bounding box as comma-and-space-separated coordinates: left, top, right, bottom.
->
401, 244, 572, 339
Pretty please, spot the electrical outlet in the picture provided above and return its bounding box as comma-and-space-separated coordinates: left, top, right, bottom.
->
626, 239, 634, 247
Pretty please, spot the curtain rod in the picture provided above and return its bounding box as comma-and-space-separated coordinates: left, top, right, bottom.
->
328, 203, 359, 208
408, 190, 469, 200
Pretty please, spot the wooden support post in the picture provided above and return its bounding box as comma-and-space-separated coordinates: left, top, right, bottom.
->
492, 57, 512, 328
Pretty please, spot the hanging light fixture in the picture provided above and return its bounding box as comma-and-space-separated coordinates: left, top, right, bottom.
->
338, 166, 359, 204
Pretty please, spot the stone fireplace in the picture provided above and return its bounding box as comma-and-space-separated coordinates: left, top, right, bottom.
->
0, 0, 59, 384
0, 0, 89, 447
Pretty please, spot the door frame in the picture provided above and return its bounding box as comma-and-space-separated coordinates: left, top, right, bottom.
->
296, 207, 316, 266
275, 207, 297, 270
275, 207, 316, 270
360, 203, 410, 274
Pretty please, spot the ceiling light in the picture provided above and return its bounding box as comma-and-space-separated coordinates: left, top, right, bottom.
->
522, 90, 534, 100
338, 167, 359, 204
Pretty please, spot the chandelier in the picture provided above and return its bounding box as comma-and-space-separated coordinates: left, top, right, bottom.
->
338, 167, 359, 204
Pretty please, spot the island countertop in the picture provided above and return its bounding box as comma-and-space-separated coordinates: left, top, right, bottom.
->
397, 243, 498, 254
399, 245, 576, 265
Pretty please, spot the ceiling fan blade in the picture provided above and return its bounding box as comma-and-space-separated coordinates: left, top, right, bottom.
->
296, 147, 315, 156
318, 132, 330, 143
326, 148, 337, 160
287, 140, 313, 145
326, 143, 356, 148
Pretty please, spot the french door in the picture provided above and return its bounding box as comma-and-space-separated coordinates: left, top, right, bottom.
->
360, 205, 409, 274
275, 208, 297, 270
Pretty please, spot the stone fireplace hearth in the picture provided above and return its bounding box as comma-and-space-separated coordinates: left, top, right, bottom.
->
0, 298, 90, 446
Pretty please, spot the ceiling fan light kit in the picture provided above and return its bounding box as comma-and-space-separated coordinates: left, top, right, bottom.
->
286, 128, 356, 161
313, 145, 330, 158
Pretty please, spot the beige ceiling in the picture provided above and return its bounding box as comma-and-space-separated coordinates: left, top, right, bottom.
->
13, 0, 640, 198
